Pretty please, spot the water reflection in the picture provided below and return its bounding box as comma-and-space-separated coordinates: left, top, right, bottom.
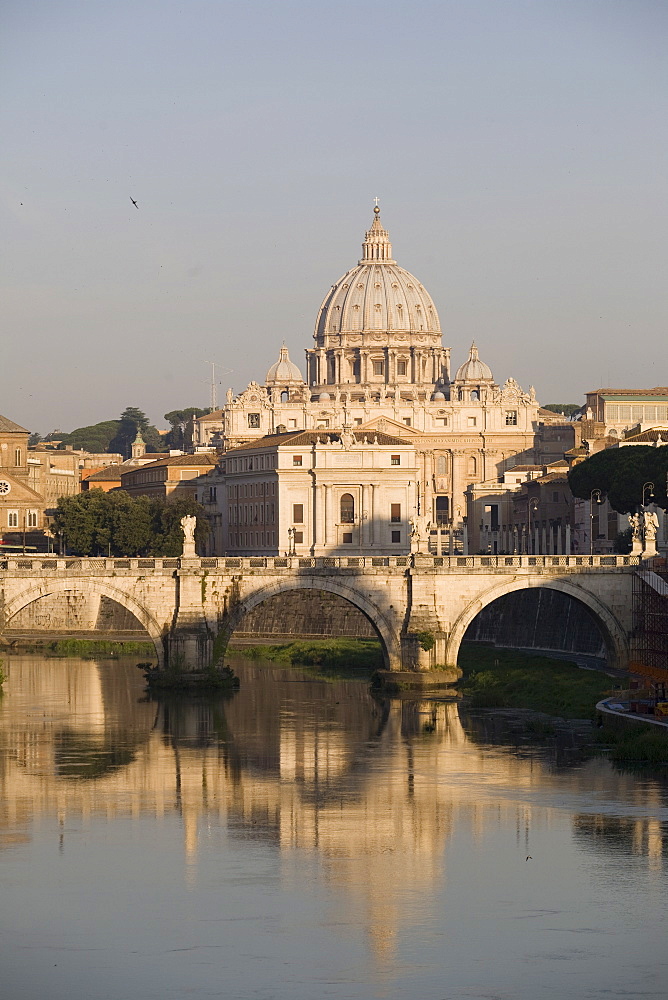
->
1, 652, 667, 970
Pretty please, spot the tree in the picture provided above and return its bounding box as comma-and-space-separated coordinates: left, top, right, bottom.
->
53, 490, 207, 556
52, 420, 121, 453
109, 407, 166, 457
542, 403, 581, 418
28, 432, 42, 446
568, 445, 668, 514
164, 407, 211, 450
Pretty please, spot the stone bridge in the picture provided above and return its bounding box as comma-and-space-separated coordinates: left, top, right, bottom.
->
0, 553, 639, 674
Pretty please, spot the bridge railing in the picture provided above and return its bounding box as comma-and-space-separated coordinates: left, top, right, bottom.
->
0, 553, 640, 573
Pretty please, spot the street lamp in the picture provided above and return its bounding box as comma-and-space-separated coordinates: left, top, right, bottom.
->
642, 482, 655, 507
527, 498, 539, 554
287, 527, 295, 556
589, 489, 602, 556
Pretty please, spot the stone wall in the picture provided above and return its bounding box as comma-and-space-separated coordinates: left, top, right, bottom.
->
234, 589, 377, 640
463, 589, 607, 658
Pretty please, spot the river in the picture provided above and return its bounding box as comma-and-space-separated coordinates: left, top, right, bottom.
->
0, 652, 666, 999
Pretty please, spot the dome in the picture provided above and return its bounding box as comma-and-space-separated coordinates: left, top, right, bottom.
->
454, 343, 493, 382
314, 207, 441, 343
266, 345, 304, 385
319, 392, 331, 401
432, 390, 446, 401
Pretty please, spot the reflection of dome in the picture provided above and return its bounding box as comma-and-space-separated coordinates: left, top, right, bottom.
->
266, 345, 304, 385
314, 207, 441, 341
455, 342, 493, 382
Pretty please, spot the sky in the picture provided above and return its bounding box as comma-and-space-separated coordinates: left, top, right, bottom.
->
2, 0, 667, 435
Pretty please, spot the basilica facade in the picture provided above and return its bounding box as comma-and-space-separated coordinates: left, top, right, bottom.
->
196, 208, 561, 555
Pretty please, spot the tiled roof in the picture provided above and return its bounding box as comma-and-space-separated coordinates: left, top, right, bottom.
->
83, 466, 123, 482
0, 414, 29, 433
622, 427, 668, 443
590, 387, 668, 397
123, 453, 217, 472
227, 430, 409, 453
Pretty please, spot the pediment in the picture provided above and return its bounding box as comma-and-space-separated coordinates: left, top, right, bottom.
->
0, 473, 44, 503
357, 416, 420, 437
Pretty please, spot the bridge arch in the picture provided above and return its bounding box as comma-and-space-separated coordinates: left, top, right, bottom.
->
2, 578, 165, 668
222, 576, 402, 671
446, 576, 629, 671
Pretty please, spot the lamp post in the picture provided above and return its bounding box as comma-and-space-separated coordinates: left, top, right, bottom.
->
287, 527, 295, 556
589, 489, 602, 555
642, 482, 655, 507
527, 498, 539, 554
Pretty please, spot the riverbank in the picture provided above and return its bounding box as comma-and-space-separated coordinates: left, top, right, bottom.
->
457, 643, 616, 719
227, 637, 382, 672
3, 638, 156, 658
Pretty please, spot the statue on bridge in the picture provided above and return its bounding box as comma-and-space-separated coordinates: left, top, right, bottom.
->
180, 515, 197, 557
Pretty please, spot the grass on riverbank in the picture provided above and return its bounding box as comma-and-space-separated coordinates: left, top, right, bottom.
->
229, 637, 383, 672
458, 643, 617, 720
24, 638, 156, 658
598, 725, 668, 766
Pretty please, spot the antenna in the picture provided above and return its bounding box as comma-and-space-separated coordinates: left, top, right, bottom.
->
203, 361, 233, 411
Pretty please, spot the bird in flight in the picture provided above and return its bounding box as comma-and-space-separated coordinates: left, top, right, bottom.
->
130, 197, 139, 209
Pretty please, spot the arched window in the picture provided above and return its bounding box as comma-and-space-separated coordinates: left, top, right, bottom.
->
436, 455, 447, 476
340, 493, 355, 523
470, 389, 479, 401
468, 456, 477, 478
14, 448, 21, 466
280, 390, 289, 402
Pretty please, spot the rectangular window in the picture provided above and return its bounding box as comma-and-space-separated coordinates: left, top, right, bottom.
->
293, 531, 304, 544
288, 419, 297, 428
293, 455, 302, 466
354, 418, 362, 425
7, 511, 18, 528
248, 413, 260, 428
391, 455, 400, 466
434, 417, 447, 427
403, 417, 411, 426
467, 416, 477, 427
316, 419, 329, 428
342, 532, 353, 543
293, 503, 304, 523
505, 411, 518, 425
397, 360, 407, 376
372, 360, 384, 376
390, 503, 401, 523
553, 491, 559, 503
391, 530, 401, 543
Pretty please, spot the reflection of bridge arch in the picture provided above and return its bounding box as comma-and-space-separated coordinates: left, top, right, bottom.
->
446, 576, 629, 670
225, 578, 400, 670
4, 579, 164, 666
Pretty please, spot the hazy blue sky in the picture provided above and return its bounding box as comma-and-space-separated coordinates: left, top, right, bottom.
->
3, 0, 667, 434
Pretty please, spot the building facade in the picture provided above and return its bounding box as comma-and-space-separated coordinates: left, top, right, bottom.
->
218, 429, 417, 556
196, 207, 564, 553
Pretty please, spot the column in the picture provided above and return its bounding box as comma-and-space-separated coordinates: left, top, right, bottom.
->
361, 485, 369, 547
541, 526, 547, 555
370, 484, 378, 545
324, 485, 332, 546
315, 484, 325, 549
565, 523, 571, 555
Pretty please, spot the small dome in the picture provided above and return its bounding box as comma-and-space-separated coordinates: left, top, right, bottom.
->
455, 342, 493, 382
319, 392, 331, 401
266, 345, 304, 385
432, 390, 446, 401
